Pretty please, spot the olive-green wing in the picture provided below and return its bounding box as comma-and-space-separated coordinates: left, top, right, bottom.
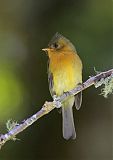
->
74, 91, 82, 110
47, 60, 55, 97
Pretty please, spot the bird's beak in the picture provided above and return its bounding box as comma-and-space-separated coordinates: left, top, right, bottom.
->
42, 48, 54, 55
42, 48, 50, 53
42, 48, 48, 51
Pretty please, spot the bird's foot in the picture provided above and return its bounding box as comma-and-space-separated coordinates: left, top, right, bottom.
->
53, 95, 62, 108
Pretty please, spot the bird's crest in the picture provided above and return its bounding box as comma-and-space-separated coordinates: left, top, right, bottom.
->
48, 32, 76, 51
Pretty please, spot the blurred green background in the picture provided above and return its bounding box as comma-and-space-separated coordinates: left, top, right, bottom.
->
0, 0, 112, 160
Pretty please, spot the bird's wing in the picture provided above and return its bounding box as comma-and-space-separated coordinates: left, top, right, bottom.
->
48, 69, 62, 113
47, 60, 55, 97
48, 71, 54, 96
74, 91, 82, 110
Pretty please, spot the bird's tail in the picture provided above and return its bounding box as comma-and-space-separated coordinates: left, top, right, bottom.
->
62, 97, 76, 140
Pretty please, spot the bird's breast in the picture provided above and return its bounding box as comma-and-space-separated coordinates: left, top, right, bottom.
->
49, 53, 82, 96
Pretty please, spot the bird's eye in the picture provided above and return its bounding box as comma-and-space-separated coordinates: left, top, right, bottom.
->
51, 43, 60, 49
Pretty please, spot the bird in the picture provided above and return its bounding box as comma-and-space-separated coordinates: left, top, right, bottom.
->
42, 33, 82, 140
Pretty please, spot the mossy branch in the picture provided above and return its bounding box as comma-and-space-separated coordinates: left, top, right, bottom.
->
0, 68, 113, 149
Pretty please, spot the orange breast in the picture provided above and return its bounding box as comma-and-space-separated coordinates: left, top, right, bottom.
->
49, 51, 82, 96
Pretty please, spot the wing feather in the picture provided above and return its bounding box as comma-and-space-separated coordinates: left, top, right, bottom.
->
74, 91, 82, 110
47, 60, 55, 97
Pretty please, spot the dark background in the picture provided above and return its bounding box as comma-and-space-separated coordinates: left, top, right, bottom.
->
0, 0, 112, 160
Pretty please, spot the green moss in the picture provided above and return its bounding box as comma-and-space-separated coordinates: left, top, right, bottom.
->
100, 74, 113, 98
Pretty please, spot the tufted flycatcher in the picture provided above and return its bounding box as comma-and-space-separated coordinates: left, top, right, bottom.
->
42, 33, 82, 140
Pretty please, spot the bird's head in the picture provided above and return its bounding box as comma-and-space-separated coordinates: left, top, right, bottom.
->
42, 33, 76, 56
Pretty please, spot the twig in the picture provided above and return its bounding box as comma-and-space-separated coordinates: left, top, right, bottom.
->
0, 68, 113, 149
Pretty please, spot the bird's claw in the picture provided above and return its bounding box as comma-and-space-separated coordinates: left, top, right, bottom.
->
53, 95, 62, 108
65, 90, 74, 96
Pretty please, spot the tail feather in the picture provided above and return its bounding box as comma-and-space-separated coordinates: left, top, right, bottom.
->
62, 98, 76, 140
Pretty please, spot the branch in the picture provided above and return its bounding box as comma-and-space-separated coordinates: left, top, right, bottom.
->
0, 68, 113, 149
